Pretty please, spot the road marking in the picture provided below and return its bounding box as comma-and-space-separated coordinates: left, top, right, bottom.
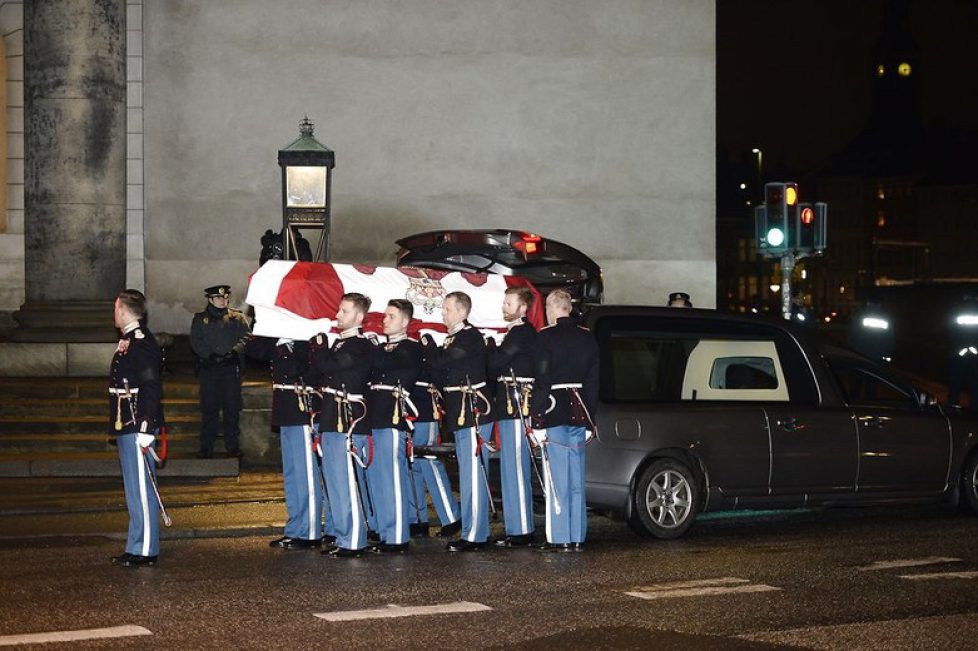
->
314, 601, 492, 622
0, 625, 152, 647
899, 571, 978, 581
625, 577, 781, 601
858, 557, 961, 571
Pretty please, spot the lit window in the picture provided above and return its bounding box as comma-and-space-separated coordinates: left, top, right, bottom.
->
877, 212, 886, 227
877, 185, 886, 200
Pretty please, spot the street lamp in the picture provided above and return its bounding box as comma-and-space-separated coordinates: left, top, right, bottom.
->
278, 116, 335, 261
752, 148, 763, 203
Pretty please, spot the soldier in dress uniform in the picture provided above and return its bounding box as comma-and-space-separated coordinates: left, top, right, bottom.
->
109, 290, 163, 567
268, 337, 323, 550
311, 293, 379, 558
407, 366, 462, 539
365, 299, 423, 553
422, 291, 494, 552
190, 285, 251, 458
530, 289, 599, 552
488, 286, 538, 547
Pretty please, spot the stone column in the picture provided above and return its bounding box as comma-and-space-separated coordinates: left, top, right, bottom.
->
11, 0, 126, 342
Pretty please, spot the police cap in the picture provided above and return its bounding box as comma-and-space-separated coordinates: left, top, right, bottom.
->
205, 285, 232, 298
668, 292, 692, 307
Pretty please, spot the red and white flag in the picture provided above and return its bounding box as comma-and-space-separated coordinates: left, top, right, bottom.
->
246, 260, 544, 341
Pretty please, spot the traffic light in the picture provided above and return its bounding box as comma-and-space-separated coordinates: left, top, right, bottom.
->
759, 182, 797, 254
797, 202, 815, 251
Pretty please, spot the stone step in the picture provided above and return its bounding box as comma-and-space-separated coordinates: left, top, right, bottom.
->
0, 415, 201, 435
0, 397, 201, 419
0, 452, 240, 478
0, 377, 208, 400
0, 430, 200, 455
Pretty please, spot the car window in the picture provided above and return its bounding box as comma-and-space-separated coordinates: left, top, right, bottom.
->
683, 340, 789, 402
602, 335, 692, 402
823, 355, 918, 409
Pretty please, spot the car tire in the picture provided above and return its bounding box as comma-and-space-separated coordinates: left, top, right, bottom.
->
628, 458, 700, 539
959, 452, 978, 514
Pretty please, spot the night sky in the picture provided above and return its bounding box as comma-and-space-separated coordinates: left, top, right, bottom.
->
718, 0, 978, 175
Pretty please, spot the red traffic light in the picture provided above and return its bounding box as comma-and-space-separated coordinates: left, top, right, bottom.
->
801, 207, 814, 225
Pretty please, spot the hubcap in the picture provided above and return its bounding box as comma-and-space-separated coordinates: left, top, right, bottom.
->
645, 469, 692, 529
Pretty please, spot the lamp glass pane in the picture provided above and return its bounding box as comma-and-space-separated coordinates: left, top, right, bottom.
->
286, 166, 327, 208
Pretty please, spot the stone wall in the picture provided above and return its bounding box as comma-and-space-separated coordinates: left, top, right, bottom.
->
143, 0, 716, 333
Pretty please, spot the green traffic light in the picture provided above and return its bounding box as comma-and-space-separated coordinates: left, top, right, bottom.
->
767, 228, 785, 247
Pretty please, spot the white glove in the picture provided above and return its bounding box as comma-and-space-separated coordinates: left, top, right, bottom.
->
136, 433, 155, 449
585, 430, 594, 443
530, 429, 547, 446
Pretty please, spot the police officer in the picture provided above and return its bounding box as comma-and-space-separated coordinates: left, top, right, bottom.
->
949, 294, 978, 408
488, 287, 538, 547
667, 291, 693, 308
311, 293, 378, 558
268, 337, 323, 550
531, 289, 599, 552
407, 366, 462, 539
366, 299, 423, 553
109, 290, 163, 567
423, 291, 493, 552
190, 285, 251, 458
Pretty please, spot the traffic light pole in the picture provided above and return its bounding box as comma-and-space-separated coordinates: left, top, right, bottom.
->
780, 252, 795, 321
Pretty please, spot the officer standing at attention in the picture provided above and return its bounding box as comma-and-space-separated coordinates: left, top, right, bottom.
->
422, 291, 493, 552
531, 289, 599, 552
190, 285, 251, 458
311, 293, 378, 558
268, 337, 323, 550
109, 289, 163, 567
407, 364, 462, 538
366, 299, 423, 553
488, 286, 538, 547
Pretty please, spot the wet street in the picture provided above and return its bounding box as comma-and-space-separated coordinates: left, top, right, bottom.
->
1, 504, 976, 649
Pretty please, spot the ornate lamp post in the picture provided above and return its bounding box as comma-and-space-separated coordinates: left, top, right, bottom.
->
278, 117, 335, 261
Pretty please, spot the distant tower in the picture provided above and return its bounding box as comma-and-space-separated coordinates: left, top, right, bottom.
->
869, 0, 923, 132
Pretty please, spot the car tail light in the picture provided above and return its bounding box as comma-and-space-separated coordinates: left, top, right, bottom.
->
512, 233, 542, 256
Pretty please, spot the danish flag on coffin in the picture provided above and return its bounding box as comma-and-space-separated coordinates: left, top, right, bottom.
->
246, 260, 544, 342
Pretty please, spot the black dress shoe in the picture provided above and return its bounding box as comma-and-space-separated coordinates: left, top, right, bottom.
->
282, 538, 321, 550
494, 534, 535, 547
269, 536, 295, 548
371, 542, 410, 553
571, 543, 585, 552
322, 534, 337, 545
438, 520, 462, 538
367, 530, 382, 544
537, 542, 573, 553
327, 547, 365, 558
446, 539, 486, 552
112, 553, 157, 567
409, 522, 430, 538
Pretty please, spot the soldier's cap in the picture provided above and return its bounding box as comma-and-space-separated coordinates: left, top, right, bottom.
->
668, 292, 692, 307
205, 285, 232, 298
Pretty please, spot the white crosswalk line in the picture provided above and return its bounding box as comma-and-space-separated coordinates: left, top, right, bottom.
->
899, 571, 978, 581
625, 577, 780, 601
0, 625, 152, 647
314, 601, 492, 622
857, 557, 961, 571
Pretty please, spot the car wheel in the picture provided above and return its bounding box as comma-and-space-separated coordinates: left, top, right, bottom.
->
629, 458, 700, 539
960, 452, 978, 514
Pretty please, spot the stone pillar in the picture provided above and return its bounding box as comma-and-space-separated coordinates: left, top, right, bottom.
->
11, 0, 126, 342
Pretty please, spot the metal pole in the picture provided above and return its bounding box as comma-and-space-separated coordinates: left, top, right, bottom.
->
780, 252, 795, 320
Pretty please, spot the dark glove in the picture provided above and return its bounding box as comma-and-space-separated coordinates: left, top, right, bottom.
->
421, 333, 436, 347
220, 351, 237, 363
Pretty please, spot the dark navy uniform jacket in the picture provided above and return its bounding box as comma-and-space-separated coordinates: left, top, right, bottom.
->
367, 337, 423, 430
487, 319, 537, 418
309, 332, 377, 435
190, 305, 250, 371
530, 316, 599, 429
270, 340, 310, 428
108, 324, 162, 436
424, 322, 491, 428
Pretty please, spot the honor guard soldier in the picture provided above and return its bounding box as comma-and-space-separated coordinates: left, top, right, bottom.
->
422, 291, 494, 552
949, 294, 978, 408
268, 337, 324, 550
488, 286, 538, 547
109, 290, 163, 567
408, 366, 462, 538
190, 285, 251, 458
365, 299, 423, 552
530, 289, 599, 552
667, 291, 693, 308
311, 293, 379, 558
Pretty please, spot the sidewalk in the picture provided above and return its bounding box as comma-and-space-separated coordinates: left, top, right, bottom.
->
0, 472, 288, 542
